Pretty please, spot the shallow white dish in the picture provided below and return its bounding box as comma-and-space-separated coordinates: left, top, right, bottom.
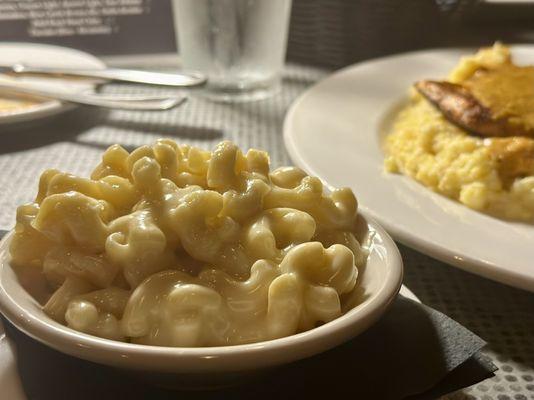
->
0, 42, 105, 125
284, 45, 534, 293
0, 213, 402, 381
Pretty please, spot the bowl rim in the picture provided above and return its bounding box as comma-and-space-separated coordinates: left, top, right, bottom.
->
0, 212, 403, 373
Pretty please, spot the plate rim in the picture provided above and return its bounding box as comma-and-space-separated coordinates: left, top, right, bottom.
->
283, 45, 534, 293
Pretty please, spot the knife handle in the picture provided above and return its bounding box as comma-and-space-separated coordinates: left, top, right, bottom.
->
13, 64, 207, 87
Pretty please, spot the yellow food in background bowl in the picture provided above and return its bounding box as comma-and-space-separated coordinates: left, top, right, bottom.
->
385, 44, 534, 222
0, 96, 40, 113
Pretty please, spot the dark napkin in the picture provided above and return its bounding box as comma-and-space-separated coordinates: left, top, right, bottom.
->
1, 296, 496, 400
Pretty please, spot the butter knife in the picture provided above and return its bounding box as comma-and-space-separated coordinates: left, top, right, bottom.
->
0, 63, 207, 87
0, 80, 186, 111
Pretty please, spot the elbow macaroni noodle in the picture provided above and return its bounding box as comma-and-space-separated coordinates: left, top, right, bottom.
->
10, 140, 367, 346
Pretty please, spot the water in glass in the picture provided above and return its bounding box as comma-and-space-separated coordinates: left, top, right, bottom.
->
173, 0, 292, 101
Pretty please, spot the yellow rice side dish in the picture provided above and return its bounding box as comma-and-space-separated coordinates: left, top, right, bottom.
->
0, 98, 35, 112
384, 44, 534, 222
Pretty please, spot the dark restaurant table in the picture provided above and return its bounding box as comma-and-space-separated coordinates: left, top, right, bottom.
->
0, 58, 532, 400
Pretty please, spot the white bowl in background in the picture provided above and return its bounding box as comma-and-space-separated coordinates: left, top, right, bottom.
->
0, 213, 402, 386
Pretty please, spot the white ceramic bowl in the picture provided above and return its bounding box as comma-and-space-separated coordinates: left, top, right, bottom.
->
0, 213, 402, 384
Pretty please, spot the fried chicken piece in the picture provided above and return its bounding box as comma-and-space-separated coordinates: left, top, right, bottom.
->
415, 80, 534, 137
487, 137, 534, 185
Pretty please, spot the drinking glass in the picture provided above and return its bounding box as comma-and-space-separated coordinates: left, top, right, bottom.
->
172, 0, 292, 102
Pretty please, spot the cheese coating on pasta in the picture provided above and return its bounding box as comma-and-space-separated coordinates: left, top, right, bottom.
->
10, 140, 366, 346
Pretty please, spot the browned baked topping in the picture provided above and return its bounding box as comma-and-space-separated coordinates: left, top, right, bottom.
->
414, 80, 531, 138
487, 137, 534, 186
465, 65, 534, 135
416, 78, 534, 185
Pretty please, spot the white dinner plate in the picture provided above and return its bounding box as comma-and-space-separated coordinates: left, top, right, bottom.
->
0, 42, 105, 125
284, 45, 534, 292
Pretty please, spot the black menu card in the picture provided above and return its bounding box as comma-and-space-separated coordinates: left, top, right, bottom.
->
0, 0, 177, 55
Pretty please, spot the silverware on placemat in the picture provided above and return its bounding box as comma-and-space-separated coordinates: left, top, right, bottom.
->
0, 80, 186, 111
0, 63, 207, 87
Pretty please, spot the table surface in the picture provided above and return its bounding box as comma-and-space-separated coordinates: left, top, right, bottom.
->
0, 59, 532, 400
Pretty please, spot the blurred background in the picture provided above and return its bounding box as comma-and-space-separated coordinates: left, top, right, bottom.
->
287, 0, 534, 68
2, 0, 534, 69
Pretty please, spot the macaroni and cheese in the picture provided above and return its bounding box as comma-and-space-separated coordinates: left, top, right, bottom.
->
10, 140, 367, 346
